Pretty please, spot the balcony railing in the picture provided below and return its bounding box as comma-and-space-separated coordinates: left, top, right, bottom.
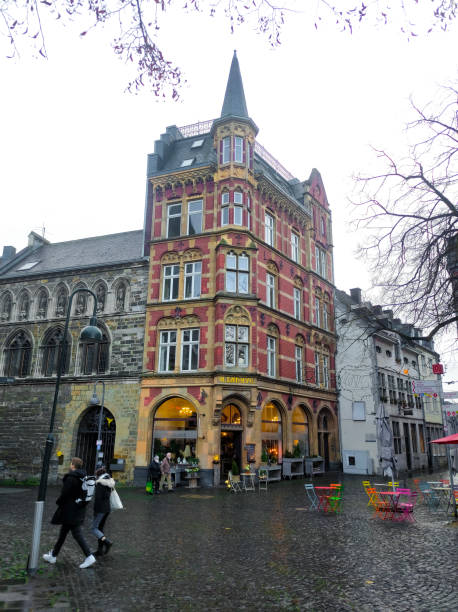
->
177, 119, 296, 182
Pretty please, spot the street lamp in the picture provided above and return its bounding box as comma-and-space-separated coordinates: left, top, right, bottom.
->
90, 380, 106, 473
27, 288, 102, 574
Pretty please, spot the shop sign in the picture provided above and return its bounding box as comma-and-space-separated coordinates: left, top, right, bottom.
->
219, 376, 255, 385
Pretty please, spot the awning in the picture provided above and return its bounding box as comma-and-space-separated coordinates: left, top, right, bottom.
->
430, 433, 458, 445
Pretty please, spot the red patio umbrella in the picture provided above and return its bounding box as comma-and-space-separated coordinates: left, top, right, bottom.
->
431, 433, 458, 518
430, 433, 458, 444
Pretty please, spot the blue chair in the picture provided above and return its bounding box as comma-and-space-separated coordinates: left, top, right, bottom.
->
304, 483, 319, 510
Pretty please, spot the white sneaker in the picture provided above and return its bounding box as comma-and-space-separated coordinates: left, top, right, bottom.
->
43, 551, 57, 564
79, 554, 96, 569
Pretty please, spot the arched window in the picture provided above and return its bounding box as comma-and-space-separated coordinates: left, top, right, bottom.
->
36, 289, 48, 319
292, 406, 309, 457
80, 332, 109, 375
152, 398, 197, 460
4, 331, 32, 377
18, 291, 30, 321
261, 402, 282, 461
41, 328, 70, 376
55, 287, 68, 317
115, 282, 127, 312
1, 293, 12, 321
95, 283, 107, 314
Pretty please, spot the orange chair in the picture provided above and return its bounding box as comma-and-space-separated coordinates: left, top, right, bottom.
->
368, 488, 390, 520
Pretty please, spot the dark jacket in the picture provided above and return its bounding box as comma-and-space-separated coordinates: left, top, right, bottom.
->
93, 473, 115, 515
51, 468, 87, 526
148, 460, 161, 480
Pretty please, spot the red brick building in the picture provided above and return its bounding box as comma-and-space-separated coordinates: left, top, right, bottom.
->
135, 53, 339, 486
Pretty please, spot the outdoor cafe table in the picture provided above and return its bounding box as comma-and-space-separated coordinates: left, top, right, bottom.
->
431, 486, 453, 509
240, 472, 256, 491
378, 491, 402, 520
314, 486, 337, 511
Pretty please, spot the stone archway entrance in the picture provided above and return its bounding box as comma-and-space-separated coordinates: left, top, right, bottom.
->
75, 406, 116, 473
220, 404, 243, 480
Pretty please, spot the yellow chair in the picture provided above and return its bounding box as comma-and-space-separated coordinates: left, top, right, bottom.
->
362, 481, 372, 506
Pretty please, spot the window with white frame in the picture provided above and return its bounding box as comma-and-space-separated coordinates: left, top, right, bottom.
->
159, 330, 176, 372
291, 232, 299, 263
226, 252, 249, 294
234, 136, 244, 163
266, 273, 275, 308
188, 200, 203, 235
314, 352, 321, 385
315, 246, 327, 279
163, 265, 179, 301
167, 203, 182, 238
323, 355, 329, 388
295, 345, 303, 383
315, 296, 321, 327
222, 137, 231, 164
267, 336, 276, 377
181, 328, 200, 371
184, 261, 202, 299
265, 213, 274, 246
233, 191, 243, 225
225, 325, 249, 367
294, 287, 301, 320
221, 192, 229, 226
323, 301, 329, 330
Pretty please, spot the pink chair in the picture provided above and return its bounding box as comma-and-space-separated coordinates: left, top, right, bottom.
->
396, 491, 418, 522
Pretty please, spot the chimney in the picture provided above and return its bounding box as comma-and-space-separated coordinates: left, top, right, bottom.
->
373, 305, 383, 315
1, 246, 16, 263
350, 288, 362, 304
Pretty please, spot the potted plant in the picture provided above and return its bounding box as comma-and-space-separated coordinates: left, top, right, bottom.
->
261, 448, 269, 465
231, 459, 240, 482
185, 457, 200, 488
293, 444, 302, 458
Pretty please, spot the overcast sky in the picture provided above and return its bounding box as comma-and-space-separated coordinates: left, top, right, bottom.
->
0, 3, 457, 392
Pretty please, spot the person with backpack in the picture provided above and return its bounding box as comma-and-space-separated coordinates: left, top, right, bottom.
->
91, 465, 115, 556
147, 455, 162, 494
43, 457, 96, 569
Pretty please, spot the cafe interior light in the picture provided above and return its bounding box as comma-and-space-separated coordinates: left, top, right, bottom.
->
179, 406, 193, 417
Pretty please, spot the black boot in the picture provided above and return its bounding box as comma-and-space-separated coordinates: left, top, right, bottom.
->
103, 538, 113, 555
93, 539, 104, 557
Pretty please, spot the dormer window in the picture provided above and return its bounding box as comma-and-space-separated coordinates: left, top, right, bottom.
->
181, 158, 194, 167
191, 139, 204, 149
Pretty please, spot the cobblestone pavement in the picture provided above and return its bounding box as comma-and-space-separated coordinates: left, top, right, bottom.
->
0, 471, 457, 611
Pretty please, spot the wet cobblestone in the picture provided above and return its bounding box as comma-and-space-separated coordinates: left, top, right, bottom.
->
0, 472, 456, 611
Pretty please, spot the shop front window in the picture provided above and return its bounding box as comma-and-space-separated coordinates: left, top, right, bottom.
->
152, 398, 197, 460
261, 402, 282, 462
292, 406, 309, 457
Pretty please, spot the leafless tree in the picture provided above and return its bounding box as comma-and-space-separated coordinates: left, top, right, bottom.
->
352, 82, 458, 341
1, 0, 457, 95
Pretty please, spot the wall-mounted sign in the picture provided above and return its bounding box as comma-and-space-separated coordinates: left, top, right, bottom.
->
432, 363, 444, 374
219, 376, 255, 385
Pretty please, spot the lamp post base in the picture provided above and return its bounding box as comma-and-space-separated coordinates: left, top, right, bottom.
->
28, 500, 45, 575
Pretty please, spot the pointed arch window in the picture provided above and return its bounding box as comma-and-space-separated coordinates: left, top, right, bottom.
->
80, 332, 109, 375
4, 331, 32, 377
115, 282, 127, 312
74, 288, 87, 315
41, 328, 70, 376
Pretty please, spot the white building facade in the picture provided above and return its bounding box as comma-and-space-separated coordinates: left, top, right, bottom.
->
336, 288, 446, 476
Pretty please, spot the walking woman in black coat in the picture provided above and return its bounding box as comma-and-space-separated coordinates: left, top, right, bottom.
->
147, 455, 162, 494
43, 457, 96, 569
91, 465, 115, 556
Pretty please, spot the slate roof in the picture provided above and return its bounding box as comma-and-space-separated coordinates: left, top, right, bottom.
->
221, 51, 249, 120
0, 230, 145, 279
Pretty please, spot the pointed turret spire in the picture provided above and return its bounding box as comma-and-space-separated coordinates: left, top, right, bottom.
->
220, 51, 249, 119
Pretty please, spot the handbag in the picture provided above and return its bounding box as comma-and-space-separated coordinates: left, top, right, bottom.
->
110, 488, 124, 511
145, 480, 153, 494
